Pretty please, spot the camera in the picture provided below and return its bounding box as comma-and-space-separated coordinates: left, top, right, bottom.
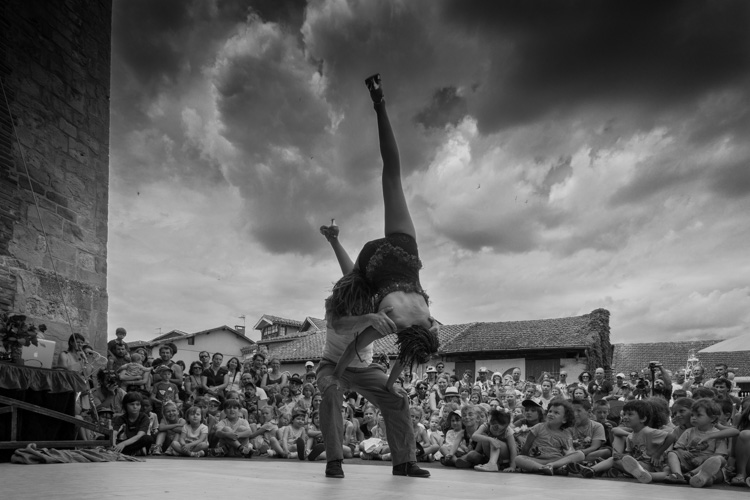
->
648, 361, 662, 370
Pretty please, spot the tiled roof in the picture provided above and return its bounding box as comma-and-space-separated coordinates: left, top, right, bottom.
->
254, 314, 303, 330
257, 330, 314, 345
150, 325, 255, 347
439, 313, 597, 353
612, 340, 750, 377
268, 321, 511, 362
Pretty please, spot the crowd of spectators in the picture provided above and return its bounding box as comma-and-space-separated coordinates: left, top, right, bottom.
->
57, 329, 749, 489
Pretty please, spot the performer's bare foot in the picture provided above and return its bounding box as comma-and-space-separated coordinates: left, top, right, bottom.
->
365, 73, 384, 104
319, 218, 339, 242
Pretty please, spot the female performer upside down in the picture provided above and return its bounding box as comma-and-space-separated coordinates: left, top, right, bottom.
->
321, 74, 439, 396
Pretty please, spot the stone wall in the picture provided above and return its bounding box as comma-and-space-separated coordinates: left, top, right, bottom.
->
0, 0, 111, 354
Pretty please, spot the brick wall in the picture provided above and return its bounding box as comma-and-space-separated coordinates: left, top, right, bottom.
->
0, 0, 111, 354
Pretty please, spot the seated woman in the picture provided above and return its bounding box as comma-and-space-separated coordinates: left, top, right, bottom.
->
321, 74, 439, 394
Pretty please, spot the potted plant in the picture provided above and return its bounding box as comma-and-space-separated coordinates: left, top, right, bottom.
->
0, 313, 47, 365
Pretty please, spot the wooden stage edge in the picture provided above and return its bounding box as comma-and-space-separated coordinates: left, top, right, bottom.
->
0, 456, 743, 500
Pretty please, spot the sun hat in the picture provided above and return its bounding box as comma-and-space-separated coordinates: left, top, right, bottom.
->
444, 387, 460, 397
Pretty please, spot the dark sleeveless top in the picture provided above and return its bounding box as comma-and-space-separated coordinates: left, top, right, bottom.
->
355, 233, 428, 307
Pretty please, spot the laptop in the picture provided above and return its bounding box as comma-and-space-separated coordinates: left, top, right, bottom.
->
21, 339, 56, 368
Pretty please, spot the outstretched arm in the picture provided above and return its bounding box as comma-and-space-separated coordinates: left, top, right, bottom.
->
329, 237, 355, 276
321, 222, 354, 276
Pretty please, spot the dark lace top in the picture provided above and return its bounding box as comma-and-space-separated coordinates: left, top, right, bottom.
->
355, 233, 429, 307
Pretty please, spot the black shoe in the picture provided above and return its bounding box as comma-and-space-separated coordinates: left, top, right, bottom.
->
325, 459, 345, 478
393, 461, 431, 478
365, 73, 384, 104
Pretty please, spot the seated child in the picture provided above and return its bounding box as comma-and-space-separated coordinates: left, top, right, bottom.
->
650, 397, 694, 467
152, 401, 184, 455
247, 405, 284, 457
439, 409, 468, 462
666, 398, 736, 487
214, 399, 253, 457
112, 392, 154, 456
580, 399, 669, 482
140, 397, 159, 437
410, 406, 439, 462
307, 410, 326, 461
473, 408, 517, 472
515, 400, 585, 475
170, 405, 209, 457
442, 405, 483, 467
280, 409, 308, 459
568, 399, 606, 463
427, 414, 445, 459
513, 399, 544, 450
204, 396, 222, 448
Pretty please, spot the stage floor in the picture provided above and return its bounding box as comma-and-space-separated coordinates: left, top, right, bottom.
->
0, 456, 744, 500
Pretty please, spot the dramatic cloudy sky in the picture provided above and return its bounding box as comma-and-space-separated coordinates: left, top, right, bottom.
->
108, 0, 750, 344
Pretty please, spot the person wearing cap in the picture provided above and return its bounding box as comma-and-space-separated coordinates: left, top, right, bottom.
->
440, 386, 461, 416
151, 364, 181, 416
607, 372, 630, 401
423, 365, 438, 389
476, 367, 490, 392
287, 373, 304, 400
305, 360, 316, 373
240, 376, 268, 411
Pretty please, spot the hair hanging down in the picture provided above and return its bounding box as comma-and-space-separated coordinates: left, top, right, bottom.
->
395, 325, 439, 373
325, 270, 375, 318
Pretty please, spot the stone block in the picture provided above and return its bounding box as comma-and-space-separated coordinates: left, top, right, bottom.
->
66, 84, 86, 115
76, 267, 106, 289
20, 190, 58, 213
76, 250, 95, 272
56, 205, 76, 223
59, 117, 77, 138
67, 137, 89, 166
78, 130, 100, 154
94, 255, 106, 274
27, 205, 64, 238
64, 172, 90, 202
45, 126, 69, 153
46, 236, 77, 264
40, 255, 75, 280
7, 225, 45, 267
45, 190, 69, 208
18, 175, 46, 196
61, 219, 84, 242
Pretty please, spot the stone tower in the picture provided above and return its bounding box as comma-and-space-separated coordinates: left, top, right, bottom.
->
0, 0, 112, 354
